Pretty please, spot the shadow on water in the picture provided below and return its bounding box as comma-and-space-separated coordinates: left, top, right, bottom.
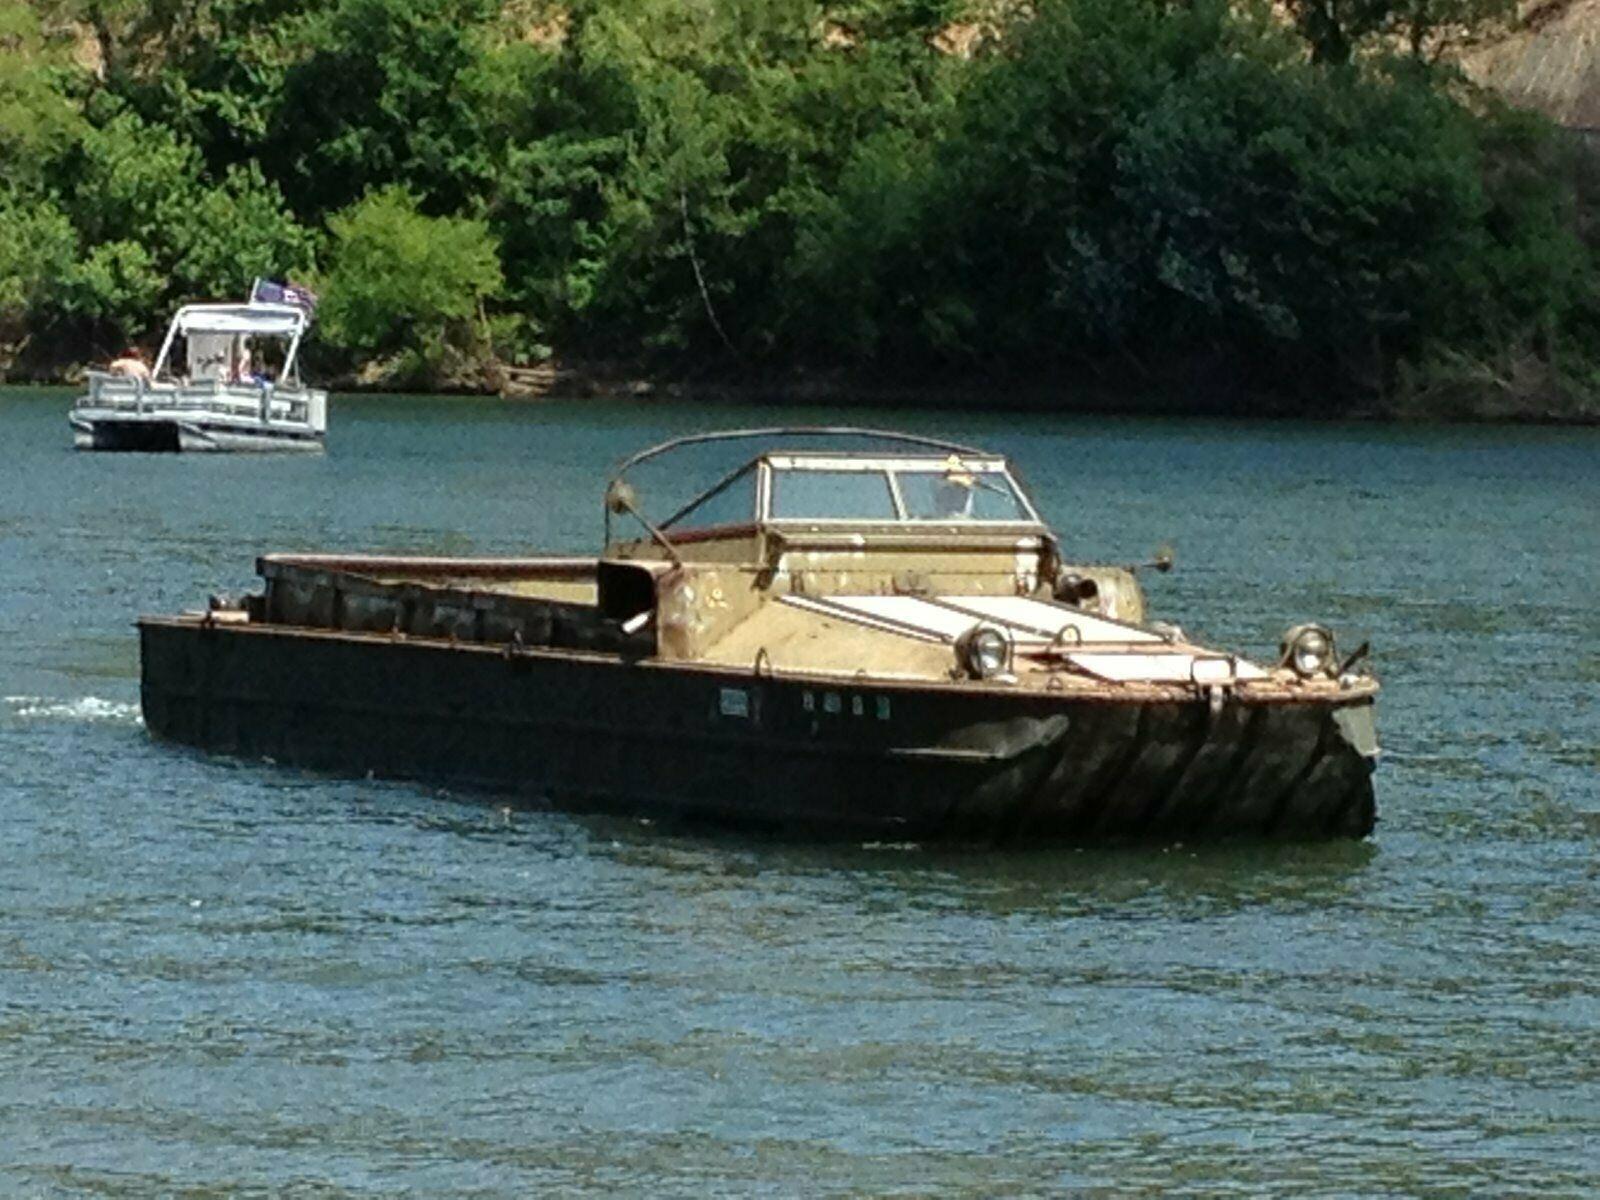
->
260, 757, 1385, 920
145, 734, 1382, 906
586, 817, 1381, 919
112, 733, 1389, 947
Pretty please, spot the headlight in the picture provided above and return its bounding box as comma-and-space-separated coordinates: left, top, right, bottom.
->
956, 623, 1012, 680
1280, 623, 1337, 679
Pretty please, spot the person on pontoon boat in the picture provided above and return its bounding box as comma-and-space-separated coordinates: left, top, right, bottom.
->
107, 347, 151, 382
230, 337, 254, 384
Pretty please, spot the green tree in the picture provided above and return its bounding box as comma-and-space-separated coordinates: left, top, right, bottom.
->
264, 0, 498, 218
1283, 0, 1515, 66
0, 0, 85, 188
1114, 52, 1496, 370
62, 106, 313, 299
796, 0, 1584, 407
169, 162, 319, 299
59, 238, 165, 329
506, 0, 957, 359
317, 185, 502, 380
469, 31, 638, 357
0, 197, 77, 365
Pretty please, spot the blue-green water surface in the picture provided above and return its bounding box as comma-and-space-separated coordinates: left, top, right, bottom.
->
2, 387, 1597, 1195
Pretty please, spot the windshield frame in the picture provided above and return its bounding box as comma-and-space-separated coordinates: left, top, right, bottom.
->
659, 460, 761, 533
759, 453, 1043, 527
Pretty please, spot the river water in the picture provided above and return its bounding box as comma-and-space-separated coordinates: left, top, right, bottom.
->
1, 387, 1596, 1195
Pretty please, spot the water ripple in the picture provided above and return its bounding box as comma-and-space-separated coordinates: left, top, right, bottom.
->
4, 391, 1598, 1195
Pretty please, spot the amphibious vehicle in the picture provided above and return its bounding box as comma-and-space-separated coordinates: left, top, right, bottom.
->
139, 428, 1379, 840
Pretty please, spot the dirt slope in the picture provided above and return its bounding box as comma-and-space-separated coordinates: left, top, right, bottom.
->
1461, 0, 1600, 127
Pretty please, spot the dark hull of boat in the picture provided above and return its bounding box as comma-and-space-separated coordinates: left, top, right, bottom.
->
138, 618, 1378, 842
78, 418, 183, 452
70, 417, 324, 452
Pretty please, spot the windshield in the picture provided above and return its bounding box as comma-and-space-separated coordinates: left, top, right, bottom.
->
766, 463, 1035, 523
893, 469, 1030, 521
661, 464, 758, 530
770, 468, 898, 520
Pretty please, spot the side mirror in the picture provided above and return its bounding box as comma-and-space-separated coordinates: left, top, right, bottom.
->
605, 480, 639, 515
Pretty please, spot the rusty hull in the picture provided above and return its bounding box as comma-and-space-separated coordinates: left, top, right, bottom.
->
139, 566, 1376, 841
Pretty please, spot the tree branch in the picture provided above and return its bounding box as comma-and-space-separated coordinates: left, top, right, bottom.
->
680, 189, 737, 355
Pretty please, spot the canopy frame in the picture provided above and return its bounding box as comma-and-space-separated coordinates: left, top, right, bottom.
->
151, 302, 311, 387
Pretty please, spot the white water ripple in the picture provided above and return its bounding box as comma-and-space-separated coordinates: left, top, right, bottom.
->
4, 694, 144, 726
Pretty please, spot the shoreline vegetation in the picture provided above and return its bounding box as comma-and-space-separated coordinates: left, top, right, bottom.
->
4, 0, 1598, 424
15, 360, 1598, 426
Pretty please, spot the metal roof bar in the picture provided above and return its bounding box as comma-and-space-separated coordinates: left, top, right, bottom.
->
608, 426, 992, 490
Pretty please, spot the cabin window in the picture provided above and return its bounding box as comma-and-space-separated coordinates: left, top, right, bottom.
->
894, 470, 1030, 522
770, 469, 897, 521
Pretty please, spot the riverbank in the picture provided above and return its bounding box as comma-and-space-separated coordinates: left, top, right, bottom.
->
13, 352, 1595, 425
502, 357, 1600, 425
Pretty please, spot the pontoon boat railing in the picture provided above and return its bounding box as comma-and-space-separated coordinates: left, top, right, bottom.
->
78, 373, 316, 424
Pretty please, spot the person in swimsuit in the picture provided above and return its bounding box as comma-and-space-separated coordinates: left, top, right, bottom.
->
107, 347, 152, 382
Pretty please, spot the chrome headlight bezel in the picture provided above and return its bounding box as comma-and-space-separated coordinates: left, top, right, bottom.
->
1280, 622, 1337, 680
956, 623, 1013, 681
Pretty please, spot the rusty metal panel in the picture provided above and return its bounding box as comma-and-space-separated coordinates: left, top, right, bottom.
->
139, 618, 1375, 842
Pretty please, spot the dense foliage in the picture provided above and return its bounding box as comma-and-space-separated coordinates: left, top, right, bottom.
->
1, 0, 1594, 414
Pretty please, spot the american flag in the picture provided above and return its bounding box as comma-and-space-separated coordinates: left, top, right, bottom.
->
250, 277, 320, 318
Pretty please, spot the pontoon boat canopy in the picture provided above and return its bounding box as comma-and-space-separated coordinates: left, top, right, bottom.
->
173, 303, 307, 337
